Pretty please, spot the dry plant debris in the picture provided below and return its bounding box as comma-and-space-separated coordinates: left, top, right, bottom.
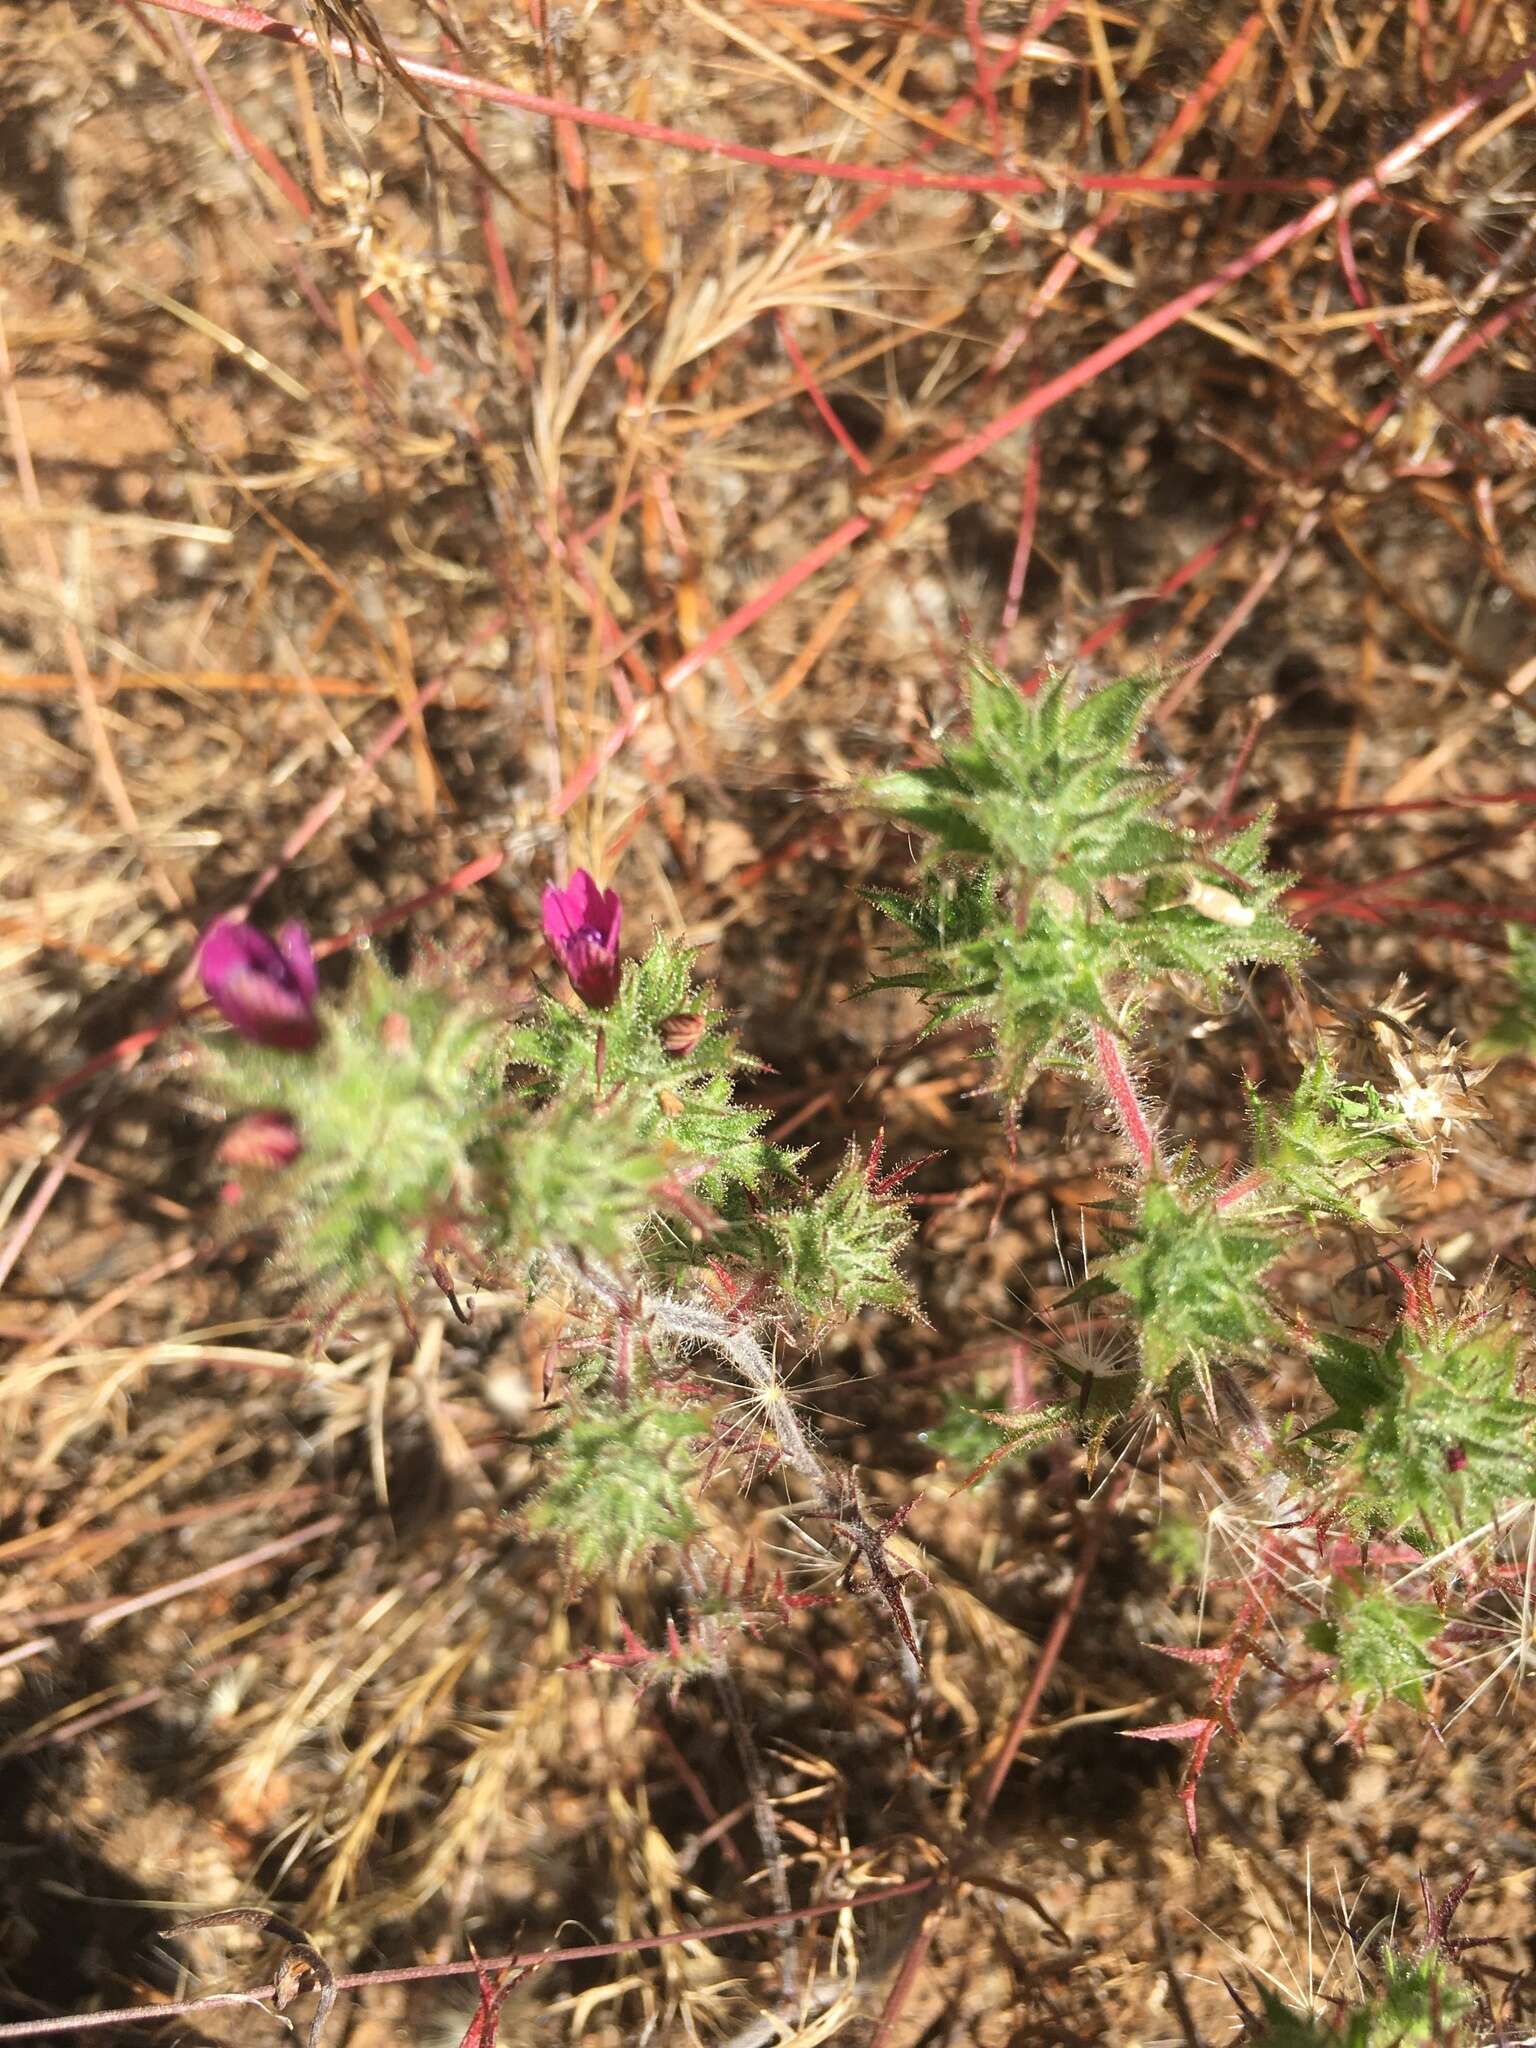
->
3, 0, 1536, 2042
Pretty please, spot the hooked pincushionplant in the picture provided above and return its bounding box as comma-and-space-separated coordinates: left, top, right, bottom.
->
541, 867, 623, 1009
198, 916, 322, 1051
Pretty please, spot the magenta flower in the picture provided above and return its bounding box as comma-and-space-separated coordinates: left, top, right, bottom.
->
542, 869, 623, 1009
197, 917, 321, 1051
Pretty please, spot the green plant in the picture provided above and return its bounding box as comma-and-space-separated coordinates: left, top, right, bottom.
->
196, 879, 920, 1672
866, 658, 1536, 1833
1306, 1583, 1444, 1712
1246, 1951, 1476, 2047
1301, 1296, 1536, 1545
527, 1399, 710, 1575
1480, 922, 1536, 1056
867, 660, 1307, 1095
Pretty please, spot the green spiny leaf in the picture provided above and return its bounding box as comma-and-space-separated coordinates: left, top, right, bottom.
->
1310, 1583, 1443, 1711
1306, 1310, 1536, 1542
208, 959, 500, 1302
529, 1398, 709, 1577
1248, 1052, 1403, 1222
748, 1143, 915, 1325
870, 664, 1184, 894
506, 933, 786, 1199
1135, 813, 1307, 994
867, 663, 1310, 1089
1103, 1178, 1282, 1393
492, 1095, 666, 1262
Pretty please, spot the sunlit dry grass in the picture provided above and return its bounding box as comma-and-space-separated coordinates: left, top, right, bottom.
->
3, 0, 1536, 2039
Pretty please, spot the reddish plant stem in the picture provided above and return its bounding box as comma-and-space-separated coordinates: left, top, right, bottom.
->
0, 1120, 94, 1293
1214, 787, 1536, 831
553, 53, 1536, 805
1295, 828, 1533, 914
866, 1906, 945, 2048
0, 1878, 941, 2041
922, 44, 1532, 488
1291, 891, 1536, 931
976, 1474, 1130, 1818
1, 1480, 324, 1574
79, 1516, 344, 1638
1021, 507, 1267, 693
114, 0, 1329, 199
553, 514, 872, 813
869, 1472, 1129, 2046
995, 438, 1042, 651
314, 851, 506, 959
987, 7, 1271, 378
775, 310, 872, 475
1090, 1023, 1159, 1176
963, 0, 1004, 164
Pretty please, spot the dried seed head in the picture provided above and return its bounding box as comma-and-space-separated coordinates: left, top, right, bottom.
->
1381, 1032, 1489, 1183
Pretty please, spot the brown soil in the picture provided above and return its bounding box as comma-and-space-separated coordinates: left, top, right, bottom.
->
3, 2, 1536, 2043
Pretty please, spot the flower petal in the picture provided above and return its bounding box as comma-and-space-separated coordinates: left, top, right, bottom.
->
563, 932, 623, 1009
215, 962, 322, 1050
541, 880, 582, 950
277, 921, 319, 1002
197, 917, 321, 1050
589, 881, 621, 951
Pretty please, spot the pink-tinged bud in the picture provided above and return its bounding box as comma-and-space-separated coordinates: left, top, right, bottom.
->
659, 1012, 705, 1058
1445, 1444, 1468, 1473
197, 917, 321, 1051
380, 1010, 413, 1054
541, 868, 623, 1010
217, 1111, 302, 1169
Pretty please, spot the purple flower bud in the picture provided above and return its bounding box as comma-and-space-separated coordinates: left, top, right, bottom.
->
1445, 1444, 1468, 1473
197, 917, 321, 1051
541, 868, 623, 1010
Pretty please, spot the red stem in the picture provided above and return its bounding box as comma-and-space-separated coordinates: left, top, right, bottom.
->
0, 1878, 941, 2041
552, 58, 1536, 801
1090, 1023, 1159, 1176
977, 1474, 1128, 1815
995, 438, 1041, 648
867, 1907, 945, 2048
114, 0, 1329, 199
775, 310, 872, 475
